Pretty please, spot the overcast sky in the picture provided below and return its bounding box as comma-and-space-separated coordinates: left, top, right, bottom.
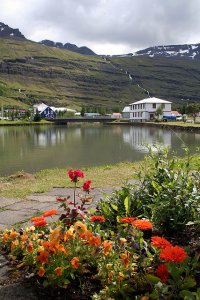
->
1, 0, 200, 55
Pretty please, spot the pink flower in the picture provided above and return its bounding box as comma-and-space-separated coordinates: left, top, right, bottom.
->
82, 180, 92, 192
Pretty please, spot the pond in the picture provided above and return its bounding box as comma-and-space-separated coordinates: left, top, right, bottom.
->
0, 124, 199, 176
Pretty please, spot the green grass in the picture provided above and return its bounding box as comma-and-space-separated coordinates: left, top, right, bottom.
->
0, 153, 199, 200
0, 119, 52, 126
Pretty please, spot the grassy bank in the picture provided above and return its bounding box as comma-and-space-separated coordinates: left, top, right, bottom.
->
0, 153, 199, 199
0, 120, 52, 126
0, 161, 141, 199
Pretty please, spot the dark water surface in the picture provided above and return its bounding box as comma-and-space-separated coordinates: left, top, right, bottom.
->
0, 124, 199, 176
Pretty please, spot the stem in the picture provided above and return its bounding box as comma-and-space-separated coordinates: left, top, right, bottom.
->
74, 182, 76, 206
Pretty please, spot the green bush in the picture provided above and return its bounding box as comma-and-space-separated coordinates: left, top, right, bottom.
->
98, 147, 200, 234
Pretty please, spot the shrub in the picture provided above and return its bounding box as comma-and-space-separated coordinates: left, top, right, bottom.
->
98, 147, 200, 234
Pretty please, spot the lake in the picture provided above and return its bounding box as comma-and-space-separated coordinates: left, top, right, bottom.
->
0, 124, 199, 176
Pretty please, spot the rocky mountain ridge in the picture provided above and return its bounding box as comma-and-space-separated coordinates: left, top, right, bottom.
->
0, 22, 25, 39
39, 39, 95, 55
132, 44, 200, 60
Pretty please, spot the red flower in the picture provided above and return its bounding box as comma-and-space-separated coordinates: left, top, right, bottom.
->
55, 267, 62, 276
160, 246, 187, 263
132, 219, 153, 230
71, 257, 80, 269
151, 236, 172, 249
31, 216, 45, 222
90, 215, 105, 222
33, 219, 47, 227
68, 169, 84, 182
120, 217, 135, 224
43, 209, 58, 217
156, 264, 169, 283
82, 180, 92, 192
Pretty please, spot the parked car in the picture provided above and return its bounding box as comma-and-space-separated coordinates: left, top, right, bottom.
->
162, 115, 177, 122
176, 116, 182, 121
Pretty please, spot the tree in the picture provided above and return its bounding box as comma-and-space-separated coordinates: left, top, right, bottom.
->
81, 107, 85, 117
186, 103, 200, 122
155, 105, 163, 120
33, 110, 41, 122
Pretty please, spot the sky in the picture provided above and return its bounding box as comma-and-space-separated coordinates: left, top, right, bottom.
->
1, 0, 200, 55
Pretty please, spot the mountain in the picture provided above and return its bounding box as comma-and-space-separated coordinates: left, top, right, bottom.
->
131, 43, 200, 60
40, 40, 95, 56
0, 22, 25, 39
0, 21, 199, 110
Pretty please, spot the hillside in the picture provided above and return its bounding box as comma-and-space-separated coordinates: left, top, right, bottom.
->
0, 37, 200, 110
0, 38, 145, 110
109, 56, 200, 106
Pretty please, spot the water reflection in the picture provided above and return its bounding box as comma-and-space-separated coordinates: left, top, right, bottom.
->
0, 124, 199, 176
123, 126, 172, 152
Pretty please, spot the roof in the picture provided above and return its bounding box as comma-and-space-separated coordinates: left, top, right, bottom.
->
122, 106, 131, 112
171, 111, 181, 116
129, 97, 172, 105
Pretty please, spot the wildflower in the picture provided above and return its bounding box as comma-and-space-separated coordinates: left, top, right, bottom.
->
55, 267, 63, 276
37, 250, 49, 264
132, 219, 153, 230
156, 264, 169, 283
160, 246, 187, 263
43, 210, 58, 217
120, 252, 129, 268
68, 169, 84, 182
38, 267, 45, 277
71, 257, 80, 269
89, 215, 105, 222
27, 243, 34, 253
33, 220, 47, 227
82, 180, 92, 192
56, 197, 67, 202
151, 236, 172, 249
50, 226, 63, 242
103, 240, 112, 256
106, 264, 113, 270
120, 217, 135, 224
64, 227, 75, 241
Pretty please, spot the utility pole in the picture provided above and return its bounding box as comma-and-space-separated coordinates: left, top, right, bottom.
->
1, 100, 3, 119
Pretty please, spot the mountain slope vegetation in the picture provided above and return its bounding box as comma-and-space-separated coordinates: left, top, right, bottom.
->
0, 37, 199, 110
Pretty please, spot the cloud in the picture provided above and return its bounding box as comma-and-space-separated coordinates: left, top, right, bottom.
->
0, 0, 200, 54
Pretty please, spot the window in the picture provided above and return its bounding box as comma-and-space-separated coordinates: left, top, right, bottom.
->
161, 104, 165, 109
153, 103, 156, 109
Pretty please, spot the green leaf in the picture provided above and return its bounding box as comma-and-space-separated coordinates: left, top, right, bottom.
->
146, 274, 161, 284
180, 277, 196, 289
124, 196, 130, 216
179, 290, 195, 300
111, 203, 118, 211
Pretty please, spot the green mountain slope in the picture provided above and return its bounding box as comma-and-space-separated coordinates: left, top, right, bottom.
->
0, 38, 199, 110
0, 38, 145, 110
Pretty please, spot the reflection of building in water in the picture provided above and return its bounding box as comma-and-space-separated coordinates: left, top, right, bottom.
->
123, 126, 171, 152
34, 129, 65, 147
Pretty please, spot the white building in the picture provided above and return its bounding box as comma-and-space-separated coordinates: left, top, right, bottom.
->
128, 97, 172, 122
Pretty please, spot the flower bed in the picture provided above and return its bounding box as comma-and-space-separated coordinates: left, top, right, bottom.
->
0, 158, 200, 299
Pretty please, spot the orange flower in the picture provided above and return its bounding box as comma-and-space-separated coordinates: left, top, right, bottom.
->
21, 234, 28, 243
74, 221, 87, 233
31, 216, 45, 222
11, 240, 19, 250
38, 267, 45, 277
132, 219, 153, 230
103, 240, 112, 256
64, 227, 74, 241
151, 236, 172, 249
55, 267, 63, 276
88, 235, 101, 247
119, 238, 127, 244
27, 243, 34, 253
37, 250, 49, 264
1, 232, 9, 242
160, 246, 187, 263
120, 217, 135, 224
71, 257, 80, 269
89, 215, 105, 222
43, 209, 58, 217
156, 264, 169, 283
9, 230, 20, 239
120, 252, 129, 268
33, 220, 47, 227
117, 272, 125, 281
